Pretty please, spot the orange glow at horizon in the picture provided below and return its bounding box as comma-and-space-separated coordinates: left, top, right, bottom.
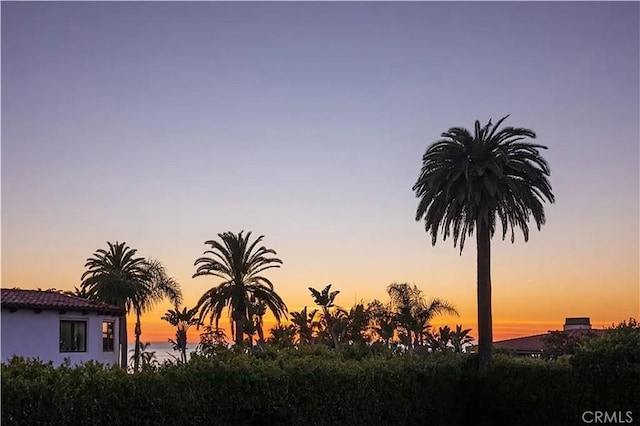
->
128, 307, 633, 344
4, 228, 638, 346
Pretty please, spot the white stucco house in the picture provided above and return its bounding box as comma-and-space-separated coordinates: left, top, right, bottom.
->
1, 288, 125, 366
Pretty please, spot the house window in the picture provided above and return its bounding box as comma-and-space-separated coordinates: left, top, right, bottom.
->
60, 320, 87, 352
102, 321, 115, 352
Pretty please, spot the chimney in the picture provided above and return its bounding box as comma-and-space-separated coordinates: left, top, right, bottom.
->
564, 317, 591, 331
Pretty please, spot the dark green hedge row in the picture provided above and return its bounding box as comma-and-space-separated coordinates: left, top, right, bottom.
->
2, 349, 639, 426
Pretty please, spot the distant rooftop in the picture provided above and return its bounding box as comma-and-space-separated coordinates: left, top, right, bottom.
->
494, 317, 604, 355
564, 317, 592, 331
564, 317, 591, 326
1, 288, 124, 315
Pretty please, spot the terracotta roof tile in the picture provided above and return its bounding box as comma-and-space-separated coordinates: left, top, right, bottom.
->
1, 288, 124, 315
494, 333, 548, 352
494, 329, 606, 353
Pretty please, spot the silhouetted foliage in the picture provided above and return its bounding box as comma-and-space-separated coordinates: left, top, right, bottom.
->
414, 116, 554, 369
308, 284, 342, 348
161, 306, 200, 364
193, 231, 287, 347
570, 318, 640, 411
541, 330, 594, 360
4, 346, 637, 426
80, 241, 146, 368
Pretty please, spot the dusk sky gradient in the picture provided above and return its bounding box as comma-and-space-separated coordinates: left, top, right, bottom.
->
2, 2, 638, 342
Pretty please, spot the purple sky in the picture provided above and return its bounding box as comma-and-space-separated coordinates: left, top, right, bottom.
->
2, 2, 638, 337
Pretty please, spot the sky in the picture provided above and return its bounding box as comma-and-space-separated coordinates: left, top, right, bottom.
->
2, 2, 638, 343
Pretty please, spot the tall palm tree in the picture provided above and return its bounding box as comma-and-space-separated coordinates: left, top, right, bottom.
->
193, 231, 288, 347
131, 260, 182, 372
81, 241, 146, 368
413, 116, 554, 369
387, 283, 458, 350
308, 284, 341, 349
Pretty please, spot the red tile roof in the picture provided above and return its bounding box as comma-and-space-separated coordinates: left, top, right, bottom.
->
494, 329, 606, 353
494, 333, 548, 352
1, 288, 124, 315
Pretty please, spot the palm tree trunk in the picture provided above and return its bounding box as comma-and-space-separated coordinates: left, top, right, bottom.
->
120, 314, 128, 369
134, 308, 142, 372
235, 317, 244, 348
323, 307, 339, 349
178, 330, 188, 364
256, 322, 265, 350
476, 221, 493, 370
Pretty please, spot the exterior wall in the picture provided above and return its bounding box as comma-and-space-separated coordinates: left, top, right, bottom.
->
1, 308, 121, 366
563, 324, 591, 331
563, 317, 591, 331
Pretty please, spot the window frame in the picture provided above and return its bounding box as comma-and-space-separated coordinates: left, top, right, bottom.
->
102, 320, 115, 352
59, 320, 88, 353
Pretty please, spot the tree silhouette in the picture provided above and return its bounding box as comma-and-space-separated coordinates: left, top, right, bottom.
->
161, 305, 200, 364
413, 116, 554, 369
81, 241, 146, 368
193, 231, 287, 347
387, 283, 458, 350
131, 259, 182, 372
308, 284, 341, 349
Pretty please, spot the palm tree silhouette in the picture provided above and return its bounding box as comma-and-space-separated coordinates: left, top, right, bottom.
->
131, 259, 182, 372
161, 305, 200, 364
290, 306, 320, 345
450, 325, 474, 353
387, 283, 458, 350
413, 115, 554, 369
245, 296, 268, 349
367, 299, 397, 348
129, 341, 157, 369
267, 324, 296, 348
308, 284, 341, 349
81, 241, 146, 368
193, 231, 288, 347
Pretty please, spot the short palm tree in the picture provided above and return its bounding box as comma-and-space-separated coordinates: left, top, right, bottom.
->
193, 231, 288, 347
129, 341, 157, 369
308, 284, 341, 349
367, 300, 397, 348
64, 286, 92, 299
245, 296, 268, 348
450, 324, 474, 353
81, 241, 146, 368
290, 306, 320, 345
131, 260, 182, 372
161, 305, 200, 364
345, 303, 369, 344
387, 283, 458, 350
267, 324, 296, 348
413, 116, 554, 369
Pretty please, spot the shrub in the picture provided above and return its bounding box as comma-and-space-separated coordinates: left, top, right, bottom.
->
2, 344, 638, 426
570, 318, 640, 413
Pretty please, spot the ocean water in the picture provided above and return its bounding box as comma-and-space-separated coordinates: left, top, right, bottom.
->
128, 342, 200, 365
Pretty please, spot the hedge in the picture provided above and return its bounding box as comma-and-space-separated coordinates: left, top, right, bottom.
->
2, 347, 639, 425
